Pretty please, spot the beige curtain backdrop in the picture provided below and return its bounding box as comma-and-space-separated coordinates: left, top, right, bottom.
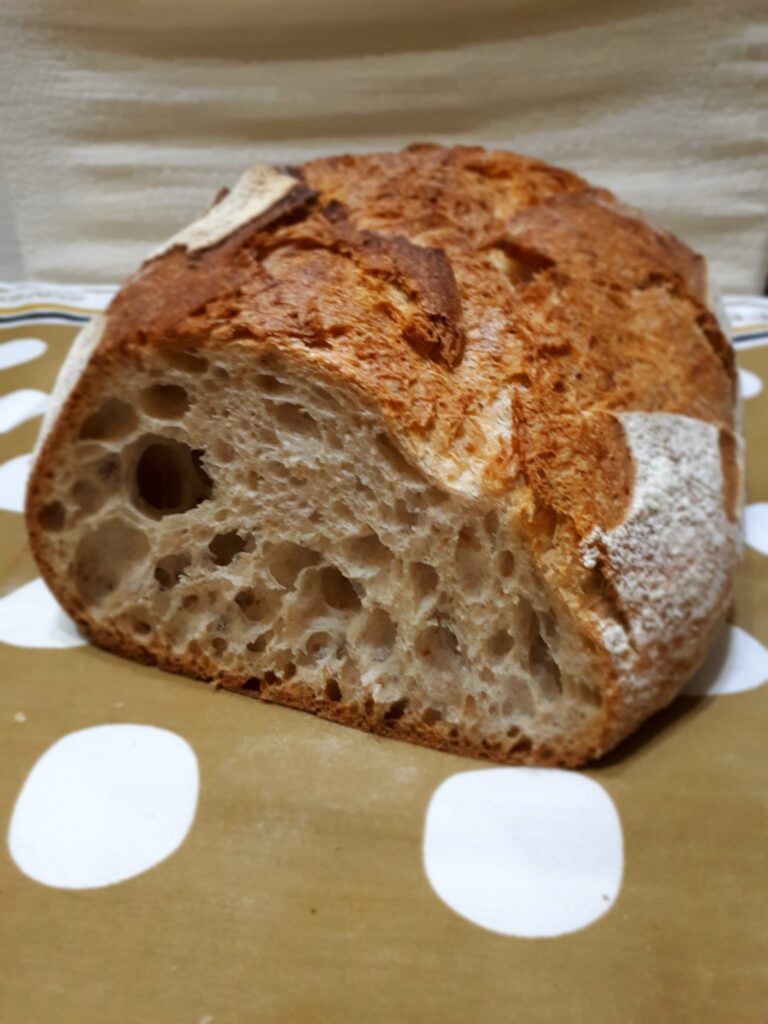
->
0, 0, 766, 291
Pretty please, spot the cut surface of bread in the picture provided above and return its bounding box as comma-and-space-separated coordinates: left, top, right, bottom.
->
26, 144, 741, 766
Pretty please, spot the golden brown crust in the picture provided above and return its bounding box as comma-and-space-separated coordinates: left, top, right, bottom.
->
26, 143, 739, 766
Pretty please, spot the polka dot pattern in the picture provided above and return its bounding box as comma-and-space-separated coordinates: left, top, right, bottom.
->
0, 337, 46, 371
738, 366, 763, 400
423, 769, 623, 937
0, 285, 766, 1018
685, 624, 768, 696
0, 388, 49, 434
0, 452, 32, 513
744, 502, 768, 556
0, 577, 87, 649
8, 725, 199, 889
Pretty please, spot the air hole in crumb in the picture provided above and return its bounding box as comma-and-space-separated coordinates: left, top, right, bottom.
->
247, 630, 273, 654
256, 374, 287, 394
133, 620, 151, 636
272, 402, 319, 436
498, 550, 515, 577
511, 736, 533, 755
384, 698, 408, 721
212, 637, 227, 657
325, 678, 342, 702
484, 510, 499, 538
97, 453, 122, 489
268, 542, 321, 589
416, 623, 461, 673
422, 707, 442, 726
131, 436, 213, 518
395, 499, 418, 527
242, 677, 261, 693
354, 480, 375, 501
305, 632, 333, 660
356, 607, 397, 661
161, 348, 209, 374
247, 471, 262, 491
411, 562, 439, 599
208, 531, 247, 566
38, 501, 66, 532
73, 519, 149, 605
140, 383, 189, 420
529, 613, 563, 697
213, 366, 230, 381
71, 479, 103, 516
236, 588, 279, 623
79, 397, 138, 441
342, 533, 391, 572
283, 662, 297, 680
464, 694, 477, 714
265, 460, 290, 480
487, 628, 514, 659
154, 552, 191, 589
320, 567, 361, 611
455, 525, 483, 590
182, 594, 199, 611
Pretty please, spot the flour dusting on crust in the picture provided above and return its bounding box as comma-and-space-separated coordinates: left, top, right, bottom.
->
584, 412, 740, 696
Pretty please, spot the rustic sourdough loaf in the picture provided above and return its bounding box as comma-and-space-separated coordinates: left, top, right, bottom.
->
26, 145, 741, 766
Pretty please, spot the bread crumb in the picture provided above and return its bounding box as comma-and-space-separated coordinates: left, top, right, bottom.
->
13, 711, 27, 723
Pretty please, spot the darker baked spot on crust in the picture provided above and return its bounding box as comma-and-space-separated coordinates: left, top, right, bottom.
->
718, 428, 740, 524
381, 234, 465, 367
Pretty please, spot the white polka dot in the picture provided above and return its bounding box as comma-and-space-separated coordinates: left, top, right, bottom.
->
744, 502, 768, 556
0, 577, 86, 649
0, 337, 46, 371
423, 769, 623, 938
738, 366, 763, 399
685, 623, 768, 696
0, 452, 32, 513
0, 389, 48, 433
8, 725, 199, 889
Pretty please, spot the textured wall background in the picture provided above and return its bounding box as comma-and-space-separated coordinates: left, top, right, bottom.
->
0, 0, 765, 290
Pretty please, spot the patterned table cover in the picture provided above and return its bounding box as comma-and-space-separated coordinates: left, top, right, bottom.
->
0, 284, 766, 1023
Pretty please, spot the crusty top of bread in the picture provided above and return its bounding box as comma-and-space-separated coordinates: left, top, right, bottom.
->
29, 144, 740, 762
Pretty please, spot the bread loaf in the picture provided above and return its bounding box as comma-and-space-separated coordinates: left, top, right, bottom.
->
26, 144, 741, 766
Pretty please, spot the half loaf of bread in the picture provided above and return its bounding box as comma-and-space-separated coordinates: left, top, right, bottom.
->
26, 145, 741, 766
